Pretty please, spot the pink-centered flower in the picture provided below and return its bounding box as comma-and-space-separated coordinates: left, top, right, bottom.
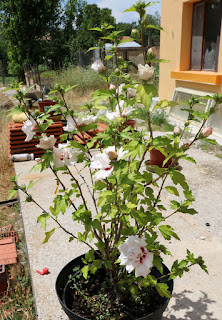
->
36, 134, 56, 150
91, 59, 105, 73
22, 117, 37, 142
119, 236, 154, 278
138, 64, 154, 81
53, 143, 80, 168
90, 147, 128, 181
173, 126, 180, 135
202, 127, 213, 138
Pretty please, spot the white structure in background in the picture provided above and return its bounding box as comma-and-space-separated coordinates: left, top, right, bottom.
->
169, 87, 222, 143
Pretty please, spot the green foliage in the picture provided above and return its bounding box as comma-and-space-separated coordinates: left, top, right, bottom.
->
54, 66, 106, 94
8, 1, 219, 314
0, 0, 61, 79
151, 109, 174, 132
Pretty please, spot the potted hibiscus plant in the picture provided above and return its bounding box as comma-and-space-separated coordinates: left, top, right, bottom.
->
9, 1, 221, 319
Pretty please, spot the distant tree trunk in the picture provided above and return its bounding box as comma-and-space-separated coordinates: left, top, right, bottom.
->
0, 60, 5, 86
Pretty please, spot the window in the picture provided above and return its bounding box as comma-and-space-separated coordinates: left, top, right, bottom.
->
190, 0, 222, 71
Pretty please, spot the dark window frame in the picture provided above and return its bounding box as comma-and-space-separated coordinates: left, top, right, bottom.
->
190, 0, 222, 72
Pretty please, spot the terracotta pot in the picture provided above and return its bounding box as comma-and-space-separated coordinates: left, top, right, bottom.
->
119, 119, 136, 132
150, 148, 172, 168
56, 253, 173, 320
38, 100, 57, 113
125, 119, 136, 129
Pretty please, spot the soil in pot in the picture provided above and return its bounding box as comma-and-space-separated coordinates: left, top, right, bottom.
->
56, 256, 173, 320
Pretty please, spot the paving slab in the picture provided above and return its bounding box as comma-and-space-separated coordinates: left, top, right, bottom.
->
14, 146, 222, 320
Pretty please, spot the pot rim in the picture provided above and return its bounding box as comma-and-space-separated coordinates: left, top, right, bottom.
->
55, 253, 173, 320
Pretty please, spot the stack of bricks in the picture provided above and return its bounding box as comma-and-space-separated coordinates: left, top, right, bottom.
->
73, 122, 108, 144
8, 121, 63, 159
0, 225, 18, 297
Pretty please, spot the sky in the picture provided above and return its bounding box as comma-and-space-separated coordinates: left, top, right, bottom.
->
86, 0, 161, 23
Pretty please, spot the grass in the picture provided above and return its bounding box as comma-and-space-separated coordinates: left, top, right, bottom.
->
0, 103, 35, 319
151, 109, 174, 132
198, 141, 222, 159
0, 108, 15, 202
0, 228, 35, 320
0, 77, 18, 88
53, 66, 106, 94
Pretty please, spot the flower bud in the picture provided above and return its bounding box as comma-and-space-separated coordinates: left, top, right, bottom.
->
91, 59, 105, 73
131, 29, 140, 39
184, 143, 190, 149
148, 46, 157, 57
202, 127, 213, 138
109, 84, 115, 90
173, 126, 180, 134
108, 151, 118, 161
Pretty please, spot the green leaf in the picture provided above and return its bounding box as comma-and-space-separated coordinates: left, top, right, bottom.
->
130, 284, 139, 295
104, 260, 113, 270
98, 190, 115, 207
43, 228, 55, 243
105, 54, 114, 61
85, 249, 95, 263
82, 265, 90, 279
64, 85, 78, 93
87, 47, 99, 52
145, 25, 163, 31
60, 134, 68, 142
27, 180, 35, 190
91, 259, 103, 274
170, 170, 188, 191
153, 255, 163, 274
89, 27, 102, 32
8, 189, 17, 200
165, 186, 179, 197
93, 180, 106, 191
155, 283, 172, 298
201, 138, 218, 145
37, 213, 50, 230
159, 225, 180, 240
153, 99, 178, 111
150, 58, 171, 64
123, 7, 137, 13
137, 84, 158, 111
92, 89, 113, 104
69, 140, 86, 152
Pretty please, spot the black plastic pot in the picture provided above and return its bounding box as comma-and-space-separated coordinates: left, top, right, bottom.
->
56, 254, 173, 320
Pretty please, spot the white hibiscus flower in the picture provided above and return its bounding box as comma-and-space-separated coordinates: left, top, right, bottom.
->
53, 143, 80, 168
36, 134, 56, 150
138, 64, 154, 81
22, 117, 37, 142
90, 147, 128, 181
119, 236, 154, 278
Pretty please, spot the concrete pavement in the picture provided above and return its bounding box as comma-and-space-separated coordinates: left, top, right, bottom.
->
15, 145, 222, 320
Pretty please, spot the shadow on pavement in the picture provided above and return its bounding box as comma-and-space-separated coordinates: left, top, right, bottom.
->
163, 290, 218, 320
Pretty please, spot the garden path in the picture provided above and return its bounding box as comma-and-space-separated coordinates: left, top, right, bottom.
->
15, 144, 222, 320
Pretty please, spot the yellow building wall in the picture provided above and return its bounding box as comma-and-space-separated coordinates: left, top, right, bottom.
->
159, 0, 222, 101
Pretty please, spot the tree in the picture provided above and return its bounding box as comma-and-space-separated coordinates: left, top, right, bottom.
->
69, 4, 116, 64
116, 22, 137, 37
143, 12, 161, 46
0, 0, 61, 79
